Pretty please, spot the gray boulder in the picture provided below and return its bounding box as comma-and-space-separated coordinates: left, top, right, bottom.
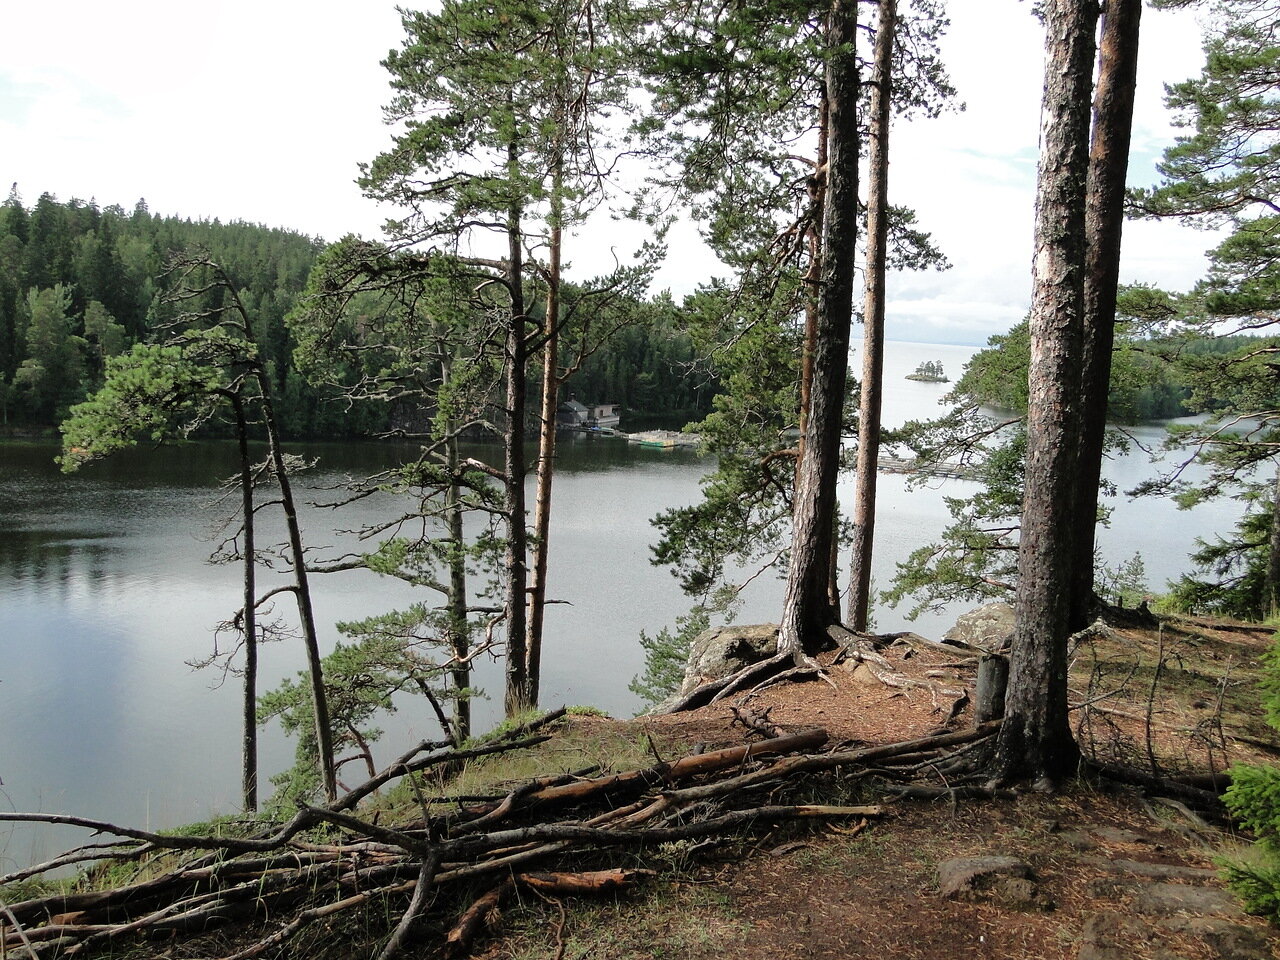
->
678, 623, 779, 695
936, 855, 1039, 904
945, 602, 1015, 651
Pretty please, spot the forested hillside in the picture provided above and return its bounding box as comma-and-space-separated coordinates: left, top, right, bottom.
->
0, 189, 710, 436
954, 312, 1269, 424
0, 188, 341, 433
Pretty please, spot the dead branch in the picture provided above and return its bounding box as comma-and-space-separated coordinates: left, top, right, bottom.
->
1, 720, 1007, 960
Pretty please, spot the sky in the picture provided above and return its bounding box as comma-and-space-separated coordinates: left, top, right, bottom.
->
1, 0, 1223, 346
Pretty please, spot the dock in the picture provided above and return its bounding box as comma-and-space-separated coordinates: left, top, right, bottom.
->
622, 429, 703, 449
877, 456, 975, 480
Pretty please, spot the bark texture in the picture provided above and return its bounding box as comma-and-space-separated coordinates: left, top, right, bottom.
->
1070, 0, 1143, 632
232, 394, 258, 812
848, 0, 896, 630
527, 166, 563, 710
779, 0, 859, 658
503, 142, 532, 718
994, 0, 1098, 784
1267, 461, 1280, 615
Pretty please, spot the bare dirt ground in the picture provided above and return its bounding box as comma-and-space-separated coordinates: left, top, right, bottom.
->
476, 613, 1280, 960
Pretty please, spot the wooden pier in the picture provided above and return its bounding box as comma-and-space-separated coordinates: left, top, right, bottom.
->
877, 456, 975, 480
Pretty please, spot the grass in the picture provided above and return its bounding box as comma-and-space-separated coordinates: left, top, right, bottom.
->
373, 716, 660, 822
497, 881, 751, 960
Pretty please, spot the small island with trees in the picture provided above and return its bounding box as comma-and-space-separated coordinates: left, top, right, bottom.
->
905, 359, 948, 382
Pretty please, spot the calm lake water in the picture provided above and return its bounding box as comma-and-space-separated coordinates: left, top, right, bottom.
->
0, 340, 1242, 868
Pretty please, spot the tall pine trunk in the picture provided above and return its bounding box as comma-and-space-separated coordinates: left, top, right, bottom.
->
503, 140, 532, 718
216, 267, 337, 803
527, 161, 564, 710
1069, 0, 1143, 632
779, 0, 858, 659
440, 343, 471, 742
848, 0, 897, 631
994, 0, 1097, 785
1265, 460, 1280, 617
257, 376, 337, 801
231, 392, 258, 812
798, 90, 829, 472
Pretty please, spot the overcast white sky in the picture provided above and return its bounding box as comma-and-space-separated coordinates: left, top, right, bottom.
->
0, 1, 1220, 345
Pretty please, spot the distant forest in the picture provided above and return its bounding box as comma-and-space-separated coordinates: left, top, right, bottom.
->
0, 189, 713, 436
955, 315, 1262, 424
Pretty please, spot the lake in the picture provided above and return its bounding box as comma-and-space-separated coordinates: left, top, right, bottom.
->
0, 340, 1243, 869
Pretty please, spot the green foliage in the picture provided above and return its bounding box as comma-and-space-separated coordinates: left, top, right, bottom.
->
1094, 552, 1149, 608
258, 632, 467, 816
11, 284, 87, 422
883, 425, 1026, 618
0, 189, 361, 436
1131, 0, 1280, 323
650, 282, 807, 602
629, 606, 710, 708
567, 293, 715, 425
58, 341, 228, 471
956, 313, 1191, 423
1222, 632, 1280, 920
1166, 498, 1275, 621
1219, 858, 1280, 924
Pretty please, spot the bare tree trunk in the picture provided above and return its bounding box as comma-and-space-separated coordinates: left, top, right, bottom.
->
231, 393, 258, 812
212, 267, 337, 804
779, 0, 858, 660
503, 141, 532, 718
1266, 460, 1280, 617
440, 344, 471, 742
797, 88, 829, 470
994, 0, 1097, 785
257, 385, 337, 802
1069, 0, 1143, 632
527, 163, 564, 711
848, 0, 897, 631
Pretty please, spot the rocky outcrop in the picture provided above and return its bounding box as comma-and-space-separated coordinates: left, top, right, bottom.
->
944, 602, 1015, 651
678, 623, 779, 695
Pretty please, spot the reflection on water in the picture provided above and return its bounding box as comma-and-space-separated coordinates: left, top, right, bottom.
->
0, 340, 1246, 870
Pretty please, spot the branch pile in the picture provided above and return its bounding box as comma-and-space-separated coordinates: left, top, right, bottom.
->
0, 710, 999, 960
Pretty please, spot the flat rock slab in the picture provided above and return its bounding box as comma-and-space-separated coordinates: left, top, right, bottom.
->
1080, 856, 1218, 882
1133, 882, 1244, 918
1076, 912, 1140, 960
1090, 826, 1158, 846
937, 855, 1033, 899
1159, 918, 1276, 960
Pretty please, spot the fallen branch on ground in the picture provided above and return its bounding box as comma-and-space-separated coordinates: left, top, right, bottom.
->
0, 715, 1006, 960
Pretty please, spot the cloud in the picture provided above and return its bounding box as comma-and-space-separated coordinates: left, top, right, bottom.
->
0, 0, 1224, 342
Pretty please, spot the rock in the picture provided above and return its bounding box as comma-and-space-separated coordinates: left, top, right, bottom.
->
1090, 826, 1151, 845
844, 662, 881, 686
944, 603, 1015, 651
677, 623, 779, 696
1201, 924, 1272, 960
1077, 946, 1130, 960
937, 855, 1034, 899
1080, 856, 1218, 881
1158, 917, 1274, 960
1058, 830, 1098, 851
1077, 911, 1142, 960
1082, 911, 1141, 943
1133, 883, 1244, 918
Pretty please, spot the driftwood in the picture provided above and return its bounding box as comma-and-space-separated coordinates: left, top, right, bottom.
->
0, 712, 1005, 960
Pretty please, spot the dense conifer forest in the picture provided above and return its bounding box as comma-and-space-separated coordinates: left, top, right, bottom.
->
0, 189, 712, 436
